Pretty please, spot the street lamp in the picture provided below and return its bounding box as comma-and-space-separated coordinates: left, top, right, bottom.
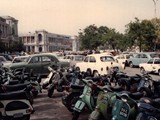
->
152, 0, 158, 18
152, 0, 159, 51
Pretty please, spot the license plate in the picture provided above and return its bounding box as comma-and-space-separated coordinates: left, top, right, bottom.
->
13, 113, 23, 118
74, 100, 85, 111
119, 107, 128, 118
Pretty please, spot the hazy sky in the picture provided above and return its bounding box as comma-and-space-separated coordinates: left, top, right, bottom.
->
0, 0, 160, 36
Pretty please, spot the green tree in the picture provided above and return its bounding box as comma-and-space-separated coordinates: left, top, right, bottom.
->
151, 18, 160, 50
125, 18, 156, 52
79, 25, 109, 50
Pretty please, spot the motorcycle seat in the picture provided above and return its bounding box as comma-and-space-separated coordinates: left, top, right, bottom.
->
0, 90, 28, 100
8, 80, 19, 85
109, 86, 123, 92
71, 84, 84, 89
129, 92, 144, 100
1, 83, 30, 92
129, 77, 141, 84
85, 76, 101, 82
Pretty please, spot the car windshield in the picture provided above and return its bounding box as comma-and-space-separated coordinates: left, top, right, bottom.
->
75, 56, 84, 61
100, 56, 115, 62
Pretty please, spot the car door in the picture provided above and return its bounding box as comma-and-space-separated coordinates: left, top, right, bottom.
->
88, 56, 97, 71
144, 59, 154, 72
132, 54, 141, 66
41, 55, 54, 75
26, 56, 42, 74
152, 59, 160, 72
140, 54, 149, 64
80, 56, 89, 72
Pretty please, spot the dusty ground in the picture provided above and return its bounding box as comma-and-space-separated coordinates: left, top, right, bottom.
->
30, 90, 89, 120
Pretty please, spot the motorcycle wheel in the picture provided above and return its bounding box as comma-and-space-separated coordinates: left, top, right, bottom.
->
42, 83, 49, 89
65, 93, 80, 112
72, 111, 80, 120
48, 85, 54, 98
32, 91, 38, 98
19, 115, 30, 120
4, 115, 30, 120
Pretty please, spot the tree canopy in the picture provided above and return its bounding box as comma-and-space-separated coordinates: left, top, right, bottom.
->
78, 18, 160, 52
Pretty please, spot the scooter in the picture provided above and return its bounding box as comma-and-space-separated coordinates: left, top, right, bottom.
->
88, 85, 122, 120
0, 88, 34, 120
111, 92, 139, 120
47, 67, 70, 98
136, 97, 160, 120
72, 78, 101, 120
42, 66, 56, 89
0, 83, 34, 105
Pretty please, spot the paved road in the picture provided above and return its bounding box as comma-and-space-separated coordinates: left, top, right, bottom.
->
30, 67, 159, 120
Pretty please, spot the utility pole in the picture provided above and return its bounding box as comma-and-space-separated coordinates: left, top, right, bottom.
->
152, 0, 159, 51
152, 0, 158, 18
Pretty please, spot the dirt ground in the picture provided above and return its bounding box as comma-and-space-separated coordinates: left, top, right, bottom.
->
30, 90, 89, 120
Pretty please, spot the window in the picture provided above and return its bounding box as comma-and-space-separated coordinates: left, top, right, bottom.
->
89, 56, 96, 62
100, 56, 114, 62
135, 54, 141, 58
38, 34, 42, 43
147, 59, 154, 64
30, 56, 40, 63
42, 56, 51, 62
75, 56, 84, 61
141, 54, 148, 58
154, 59, 160, 64
84, 57, 89, 62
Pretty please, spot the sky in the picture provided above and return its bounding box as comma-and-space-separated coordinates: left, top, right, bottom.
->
0, 0, 160, 36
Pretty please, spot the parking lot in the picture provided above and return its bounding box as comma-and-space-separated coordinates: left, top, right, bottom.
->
30, 67, 159, 120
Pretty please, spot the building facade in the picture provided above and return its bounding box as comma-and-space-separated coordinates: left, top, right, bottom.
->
0, 16, 18, 47
72, 36, 80, 52
19, 30, 73, 53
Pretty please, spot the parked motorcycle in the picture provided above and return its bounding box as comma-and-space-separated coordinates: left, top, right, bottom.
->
47, 67, 70, 98
72, 78, 103, 120
136, 97, 160, 120
118, 73, 152, 97
0, 87, 34, 120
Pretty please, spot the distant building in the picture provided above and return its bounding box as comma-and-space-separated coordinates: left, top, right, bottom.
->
19, 30, 72, 53
72, 36, 80, 52
0, 16, 18, 47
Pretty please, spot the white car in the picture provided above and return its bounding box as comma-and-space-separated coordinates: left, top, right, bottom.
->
0, 56, 12, 67
63, 55, 85, 67
75, 54, 124, 76
139, 58, 160, 75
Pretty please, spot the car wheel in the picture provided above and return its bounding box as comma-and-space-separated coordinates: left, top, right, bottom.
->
129, 62, 134, 68
140, 67, 145, 74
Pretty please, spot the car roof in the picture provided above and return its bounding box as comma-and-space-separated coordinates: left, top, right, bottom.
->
87, 53, 112, 57
13, 55, 30, 59
30, 53, 57, 57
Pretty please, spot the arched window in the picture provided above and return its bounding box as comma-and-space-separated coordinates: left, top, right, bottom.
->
39, 46, 42, 52
38, 34, 42, 43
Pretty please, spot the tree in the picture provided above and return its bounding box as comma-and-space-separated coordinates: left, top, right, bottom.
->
125, 18, 156, 52
78, 25, 109, 50
151, 18, 160, 50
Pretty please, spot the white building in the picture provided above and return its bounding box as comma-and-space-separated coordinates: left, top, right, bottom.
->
19, 30, 73, 53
